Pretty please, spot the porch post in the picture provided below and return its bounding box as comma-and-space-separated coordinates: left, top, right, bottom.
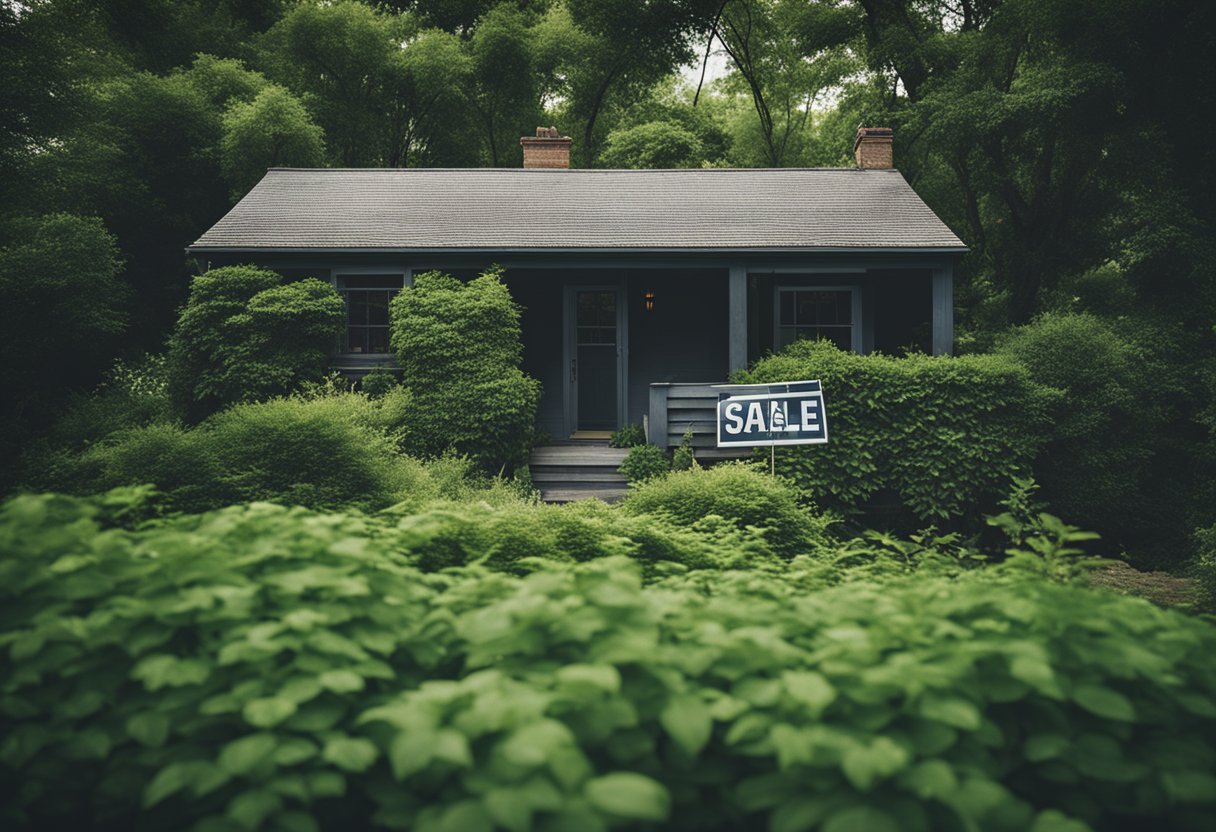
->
729, 265, 748, 373
931, 265, 954, 356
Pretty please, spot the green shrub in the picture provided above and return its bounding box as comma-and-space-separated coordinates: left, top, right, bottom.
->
619, 443, 670, 483
391, 268, 541, 471
608, 423, 646, 448
360, 369, 399, 399
996, 313, 1173, 560
736, 340, 1057, 523
622, 462, 833, 559
1192, 524, 1216, 612
19, 354, 174, 489
3, 491, 1216, 832
167, 265, 344, 421
49, 394, 433, 514
671, 427, 698, 472
198, 395, 426, 513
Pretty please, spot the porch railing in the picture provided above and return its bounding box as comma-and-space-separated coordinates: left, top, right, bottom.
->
647, 382, 751, 460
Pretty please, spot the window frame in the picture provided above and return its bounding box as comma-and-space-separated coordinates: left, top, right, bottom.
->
773, 284, 862, 354
332, 268, 411, 356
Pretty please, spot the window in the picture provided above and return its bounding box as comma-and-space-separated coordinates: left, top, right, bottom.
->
776, 287, 856, 351
335, 273, 406, 354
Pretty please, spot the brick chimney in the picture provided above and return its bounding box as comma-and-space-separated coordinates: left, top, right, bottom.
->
854, 126, 894, 169
521, 126, 572, 169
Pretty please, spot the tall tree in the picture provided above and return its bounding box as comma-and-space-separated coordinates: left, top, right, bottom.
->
539, 0, 721, 165
220, 85, 326, 196
711, 0, 861, 166
467, 3, 541, 166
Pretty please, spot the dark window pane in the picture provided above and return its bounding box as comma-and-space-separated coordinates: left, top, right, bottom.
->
780, 291, 794, 325
577, 326, 615, 346
346, 291, 368, 325
578, 291, 616, 327
346, 327, 365, 353
820, 327, 851, 350
367, 327, 390, 353
367, 291, 389, 326
337, 275, 403, 290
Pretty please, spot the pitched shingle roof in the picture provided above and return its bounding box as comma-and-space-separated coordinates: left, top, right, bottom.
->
189, 168, 966, 253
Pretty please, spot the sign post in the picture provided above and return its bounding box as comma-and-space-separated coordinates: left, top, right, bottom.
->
715, 380, 829, 474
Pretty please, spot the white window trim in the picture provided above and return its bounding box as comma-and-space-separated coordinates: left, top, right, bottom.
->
773, 284, 862, 354
332, 268, 412, 356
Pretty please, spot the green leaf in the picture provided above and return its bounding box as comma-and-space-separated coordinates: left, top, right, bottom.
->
823, 806, 899, 832
500, 720, 575, 768
484, 788, 533, 832
273, 738, 318, 767
389, 731, 435, 780
218, 733, 278, 776
1029, 809, 1093, 832
899, 759, 958, 799
130, 654, 211, 691
1162, 770, 1216, 803
277, 812, 320, 832
434, 729, 473, 767
1024, 734, 1069, 762
307, 771, 346, 798
144, 761, 206, 808
322, 736, 379, 773
781, 670, 836, 716
660, 693, 713, 757
243, 697, 298, 728
555, 663, 621, 693
318, 669, 365, 694
583, 772, 671, 822
127, 712, 170, 748
227, 788, 282, 830
919, 694, 981, 730
770, 796, 829, 832
840, 737, 910, 791
1071, 684, 1135, 722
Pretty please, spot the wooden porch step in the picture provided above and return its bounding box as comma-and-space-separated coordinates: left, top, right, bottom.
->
531, 470, 629, 484
529, 443, 630, 503
538, 487, 629, 504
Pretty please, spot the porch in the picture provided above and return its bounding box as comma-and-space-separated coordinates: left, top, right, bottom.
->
503, 259, 953, 441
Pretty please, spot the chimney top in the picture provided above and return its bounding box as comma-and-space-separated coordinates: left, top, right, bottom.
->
854, 126, 894, 170
521, 126, 572, 169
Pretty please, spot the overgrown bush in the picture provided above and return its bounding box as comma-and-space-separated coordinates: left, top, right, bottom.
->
385, 496, 783, 578
736, 340, 1057, 524
996, 312, 1177, 562
43, 393, 432, 514
391, 268, 541, 471
3, 491, 1215, 832
671, 427, 698, 472
360, 369, 399, 399
619, 444, 669, 483
18, 354, 174, 489
167, 265, 344, 421
622, 462, 833, 559
1192, 524, 1216, 612
608, 423, 646, 448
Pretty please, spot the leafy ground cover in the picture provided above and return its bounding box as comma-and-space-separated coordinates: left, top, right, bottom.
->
2, 490, 1215, 832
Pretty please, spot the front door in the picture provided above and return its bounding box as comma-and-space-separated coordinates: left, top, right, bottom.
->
565, 286, 625, 434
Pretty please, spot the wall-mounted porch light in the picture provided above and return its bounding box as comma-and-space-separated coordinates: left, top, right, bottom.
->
644, 290, 655, 312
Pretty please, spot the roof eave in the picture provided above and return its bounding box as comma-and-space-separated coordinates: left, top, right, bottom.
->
186, 244, 970, 256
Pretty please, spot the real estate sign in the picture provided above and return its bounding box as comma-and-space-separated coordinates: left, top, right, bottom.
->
715, 380, 828, 448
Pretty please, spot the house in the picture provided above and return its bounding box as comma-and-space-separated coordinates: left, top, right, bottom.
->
188, 126, 966, 450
